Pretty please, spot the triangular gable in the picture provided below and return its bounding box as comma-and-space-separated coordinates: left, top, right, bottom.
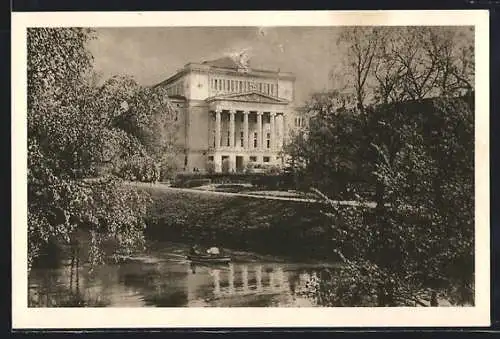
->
206, 91, 289, 105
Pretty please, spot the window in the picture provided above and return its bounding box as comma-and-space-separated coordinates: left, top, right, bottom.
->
250, 156, 257, 162
212, 130, 216, 147
174, 111, 178, 121
227, 131, 230, 146
208, 156, 214, 162
263, 156, 270, 163
239, 81, 243, 92
240, 131, 244, 147
214, 79, 218, 90
253, 132, 258, 148
266, 132, 271, 149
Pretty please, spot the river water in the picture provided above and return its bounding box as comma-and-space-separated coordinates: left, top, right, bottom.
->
28, 241, 340, 307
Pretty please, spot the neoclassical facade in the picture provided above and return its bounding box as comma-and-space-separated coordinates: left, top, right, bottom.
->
155, 54, 300, 173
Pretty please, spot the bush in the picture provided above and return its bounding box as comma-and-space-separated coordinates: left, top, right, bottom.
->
113, 155, 160, 183
182, 178, 211, 188
159, 156, 179, 181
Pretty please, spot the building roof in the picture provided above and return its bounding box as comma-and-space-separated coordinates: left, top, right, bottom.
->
155, 55, 294, 88
201, 56, 241, 70
205, 90, 289, 105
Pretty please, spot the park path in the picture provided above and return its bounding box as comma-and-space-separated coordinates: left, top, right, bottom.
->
127, 182, 377, 208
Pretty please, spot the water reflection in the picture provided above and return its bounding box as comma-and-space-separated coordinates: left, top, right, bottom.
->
191, 263, 291, 299
28, 244, 334, 307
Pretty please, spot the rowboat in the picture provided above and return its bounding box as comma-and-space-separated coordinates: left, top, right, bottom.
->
187, 253, 231, 264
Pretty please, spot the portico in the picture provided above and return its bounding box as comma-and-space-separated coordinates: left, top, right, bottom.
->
155, 54, 298, 173
206, 91, 288, 172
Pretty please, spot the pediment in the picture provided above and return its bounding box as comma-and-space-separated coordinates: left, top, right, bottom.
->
206, 91, 288, 105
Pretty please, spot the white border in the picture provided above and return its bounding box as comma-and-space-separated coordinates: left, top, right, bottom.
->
12, 10, 490, 328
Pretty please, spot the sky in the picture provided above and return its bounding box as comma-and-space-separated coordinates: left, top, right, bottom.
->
87, 27, 346, 105
87, 26, 473, 105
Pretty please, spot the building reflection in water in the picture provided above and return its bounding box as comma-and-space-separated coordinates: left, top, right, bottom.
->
192, 263, 304, 299
30, 258, 322, 307
256, 265, 263, 291
242, 265, 249, 292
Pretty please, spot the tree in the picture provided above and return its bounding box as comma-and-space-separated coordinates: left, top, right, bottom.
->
100, 75, 180, 181
336, 27, 474, 107
338, 27, 382, 111
297, 96, 474, 306
289, 27, 474, 306
27, 28, 177, 270
285, 91, 368, 198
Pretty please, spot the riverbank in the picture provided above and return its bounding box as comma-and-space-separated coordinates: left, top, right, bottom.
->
135, 182, 340, 262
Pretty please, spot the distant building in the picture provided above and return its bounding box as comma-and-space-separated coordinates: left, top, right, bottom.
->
155, 53, 302, 173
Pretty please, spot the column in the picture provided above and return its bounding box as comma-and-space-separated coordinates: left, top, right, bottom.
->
243, 111, 249, 149
269, 271, 275, 291
257, 112, 263, 149
229, 154, 236, 172
215, 110, 221, 149
229, 110, 236, 148
214, 155, 222, 173
281, 112, 287, 146
277, 113, 284, 148
270, 112, 276, 150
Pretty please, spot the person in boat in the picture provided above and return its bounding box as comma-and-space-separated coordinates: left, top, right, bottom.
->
206, 246, 221, 256
190, 245, 201, 255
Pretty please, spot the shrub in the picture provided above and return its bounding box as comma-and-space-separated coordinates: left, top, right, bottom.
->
182, 178, 211, 188
113, 154, 160, 183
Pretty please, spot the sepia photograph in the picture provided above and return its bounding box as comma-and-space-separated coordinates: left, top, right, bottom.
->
12, 10, 489, 328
